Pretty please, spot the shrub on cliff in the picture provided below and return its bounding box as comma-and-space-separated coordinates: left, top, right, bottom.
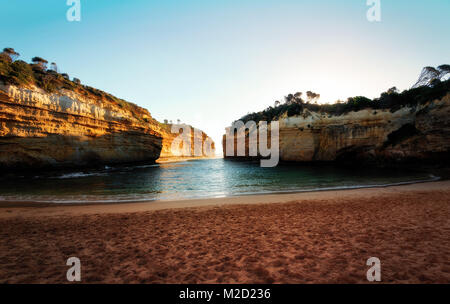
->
8, 60, 35, 85
0, 59, 35, 86
0, 47, 151, 119
0, 53, 12, 77
346, 96, 374, 111
235, 66, 450, 124
287, 103, 303, 116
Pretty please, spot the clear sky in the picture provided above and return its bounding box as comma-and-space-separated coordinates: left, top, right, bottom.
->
1, 0, 449, 153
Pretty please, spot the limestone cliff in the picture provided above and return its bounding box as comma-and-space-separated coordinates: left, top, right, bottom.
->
0, 83, 215, 169
223, 93, 450, 163
0, 83, 164, 169
158, 124, 215, 161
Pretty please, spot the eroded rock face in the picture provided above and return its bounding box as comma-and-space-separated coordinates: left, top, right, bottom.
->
158, 125, 215, 160
223, 93, 450, 163
0, 83, 163, 169
0, 83, 216, 169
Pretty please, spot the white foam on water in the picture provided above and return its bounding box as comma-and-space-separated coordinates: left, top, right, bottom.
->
55, 172, 108, 179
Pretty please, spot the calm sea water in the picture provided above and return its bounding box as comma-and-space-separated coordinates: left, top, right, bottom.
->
0, 159, 439, 203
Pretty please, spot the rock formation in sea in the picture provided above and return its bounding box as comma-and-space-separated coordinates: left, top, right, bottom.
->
158, 124, 215, 162
0, 49, 214, 169
223, 67, 450, 163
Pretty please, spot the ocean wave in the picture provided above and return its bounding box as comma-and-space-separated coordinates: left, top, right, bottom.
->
54, 172, 109, 179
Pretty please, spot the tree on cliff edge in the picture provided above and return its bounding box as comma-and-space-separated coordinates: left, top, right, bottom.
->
306, 91, 321, 104
49, 62, 58, 73
412, 65, 450, 88
31, 57, 48, 70
2, 48, 20, 61
438, 65, 450, 81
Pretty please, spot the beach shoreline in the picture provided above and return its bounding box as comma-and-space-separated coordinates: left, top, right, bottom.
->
0, 179, 447, 217
0, 180, 449, 283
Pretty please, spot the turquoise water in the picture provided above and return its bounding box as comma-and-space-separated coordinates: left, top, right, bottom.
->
0, 159, 438, 203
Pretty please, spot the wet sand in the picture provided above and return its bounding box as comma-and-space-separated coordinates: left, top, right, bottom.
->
0, 181, 449, 283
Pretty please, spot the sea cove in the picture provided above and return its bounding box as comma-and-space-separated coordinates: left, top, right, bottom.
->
0, 159, 438, 203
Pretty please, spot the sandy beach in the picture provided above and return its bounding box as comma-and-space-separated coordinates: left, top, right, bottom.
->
0, 180, 449, 283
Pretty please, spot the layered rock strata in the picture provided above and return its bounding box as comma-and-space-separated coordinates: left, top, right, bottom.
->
223, 93, 450, 163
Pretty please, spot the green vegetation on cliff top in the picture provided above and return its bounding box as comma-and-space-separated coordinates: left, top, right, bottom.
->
236, 65, 450, 124
2, 48, 449, 128
0, 48, 150, 121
